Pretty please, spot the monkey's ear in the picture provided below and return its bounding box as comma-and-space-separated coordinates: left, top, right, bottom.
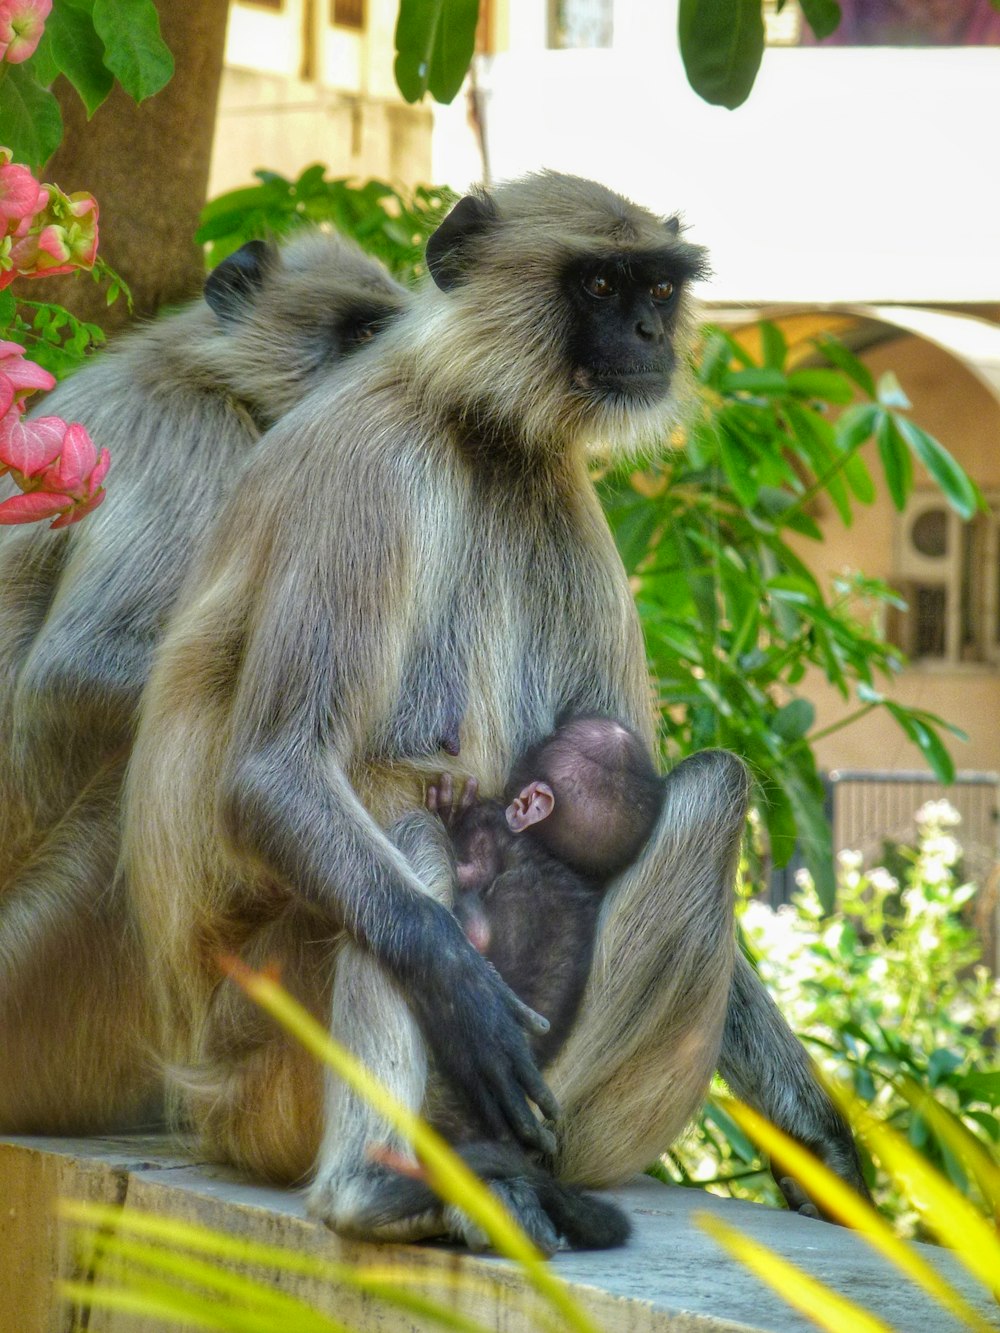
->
425, 194, 498, 292
204, 240, 276, 323
506, 781, 555, 833
663, 216, 681, 236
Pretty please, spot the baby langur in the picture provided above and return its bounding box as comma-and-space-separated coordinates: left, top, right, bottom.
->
428, 715, 665, 1068
372, 716, 663, 1254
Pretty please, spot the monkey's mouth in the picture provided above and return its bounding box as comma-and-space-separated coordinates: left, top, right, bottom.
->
573, 365, 672, 406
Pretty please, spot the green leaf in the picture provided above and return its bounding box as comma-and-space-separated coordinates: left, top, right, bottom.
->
0, 66, 62, 170
93, 0, 174, 103
785, 773, 835, 911
783, 400, 852, 525
720, 367, 787, 396
927, 1048, 964, 1086
24, 29, 60, 87
786, 368, 854, 405
957, 1071, 1000, 1102
815, 334, 876, 398
836, 402, 879, 452
771, 698, 815, 742
893, 416, 980, 521
394, 0, 480, 105
718, 418, 760, 507
799, 0, 841, 40
966, 1111, 1000, 1140
47, 0, 114, 117
759, 321, 787, 370
886, 703, 955, 782
678, 0, 764, 109
875, 411, 913, 510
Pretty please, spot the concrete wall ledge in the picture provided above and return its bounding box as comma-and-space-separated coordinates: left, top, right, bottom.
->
1, 1135, 996, 1332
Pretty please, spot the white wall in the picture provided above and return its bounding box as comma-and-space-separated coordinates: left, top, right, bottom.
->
434, 39, 1000, 305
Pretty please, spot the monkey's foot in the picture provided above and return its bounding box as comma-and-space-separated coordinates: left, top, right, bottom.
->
306, 1163, 446, 1243
442, 1180, 560, 1256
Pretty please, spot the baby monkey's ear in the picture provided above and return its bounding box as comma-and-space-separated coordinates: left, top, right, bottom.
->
506, 781, 554, 833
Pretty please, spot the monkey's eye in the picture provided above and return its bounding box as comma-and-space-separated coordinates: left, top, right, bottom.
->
354, 324, 376, 343
583, 273, 616, 299
651, 280, 675, 302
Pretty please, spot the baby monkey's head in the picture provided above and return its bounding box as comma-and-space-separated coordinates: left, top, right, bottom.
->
505, 715, 664, 881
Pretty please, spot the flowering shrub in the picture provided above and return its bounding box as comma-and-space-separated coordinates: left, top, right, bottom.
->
0, 403, 108, 527
663, 803, 1000, 1230
1, 150, 99, 290
0, 148, 108, 527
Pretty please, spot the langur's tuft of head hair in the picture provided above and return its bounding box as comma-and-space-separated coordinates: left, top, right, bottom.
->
414, 171, 709, 461
508, 714, 664, 881
197, 229, 410, 425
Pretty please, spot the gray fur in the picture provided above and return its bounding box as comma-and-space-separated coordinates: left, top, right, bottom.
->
0, 232, 409, 1130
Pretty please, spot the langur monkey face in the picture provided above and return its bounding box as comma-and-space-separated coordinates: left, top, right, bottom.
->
563, 252, 685, 407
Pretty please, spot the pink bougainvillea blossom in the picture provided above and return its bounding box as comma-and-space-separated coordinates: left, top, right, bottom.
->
0, 411, 67, 478
1, 184, 99, 288
0, 0, 52, 64
0, 149, 42, 226
0, 340, 55, 415
0, 413, 109, 528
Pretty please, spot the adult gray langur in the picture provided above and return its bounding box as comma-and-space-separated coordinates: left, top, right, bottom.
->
123, 171, 868, 1247
0, 232, 409, 1133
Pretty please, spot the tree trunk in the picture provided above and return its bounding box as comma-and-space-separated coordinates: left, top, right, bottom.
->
42, 0, 231, 333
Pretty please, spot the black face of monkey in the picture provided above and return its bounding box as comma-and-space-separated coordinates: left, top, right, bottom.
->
335, 304, 399, 354
562, 251, 695, 407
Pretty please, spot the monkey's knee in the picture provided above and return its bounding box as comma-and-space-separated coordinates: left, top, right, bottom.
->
182, 1034, 324, 1184
181, 915, 332, 1182
662, 749, 750, 832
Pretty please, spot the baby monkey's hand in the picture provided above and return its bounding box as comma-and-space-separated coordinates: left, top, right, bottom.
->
425, 773, 479, 828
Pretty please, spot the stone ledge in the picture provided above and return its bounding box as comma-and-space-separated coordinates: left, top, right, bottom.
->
1, 1135, 996, 1332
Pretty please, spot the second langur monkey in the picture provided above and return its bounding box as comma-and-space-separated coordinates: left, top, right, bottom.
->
0, 233, 409, 1135
124, 171, 868, 1249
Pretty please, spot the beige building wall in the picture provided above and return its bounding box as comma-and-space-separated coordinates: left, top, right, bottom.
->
787, 329, 1000, 776
207, 0, 434, 202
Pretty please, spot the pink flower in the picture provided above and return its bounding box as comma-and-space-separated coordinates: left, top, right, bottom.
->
41, 421, 110, 499
0, 148, 42, 226
0, 0, 52, 64
0, 340, 55, 411
0, 413, 109, 528
2, 185, 99, 285
0, 411, 67, 478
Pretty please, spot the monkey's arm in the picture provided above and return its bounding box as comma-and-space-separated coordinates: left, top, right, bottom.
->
719, 952, 871, 1214
13, 390, 249, 734
217, 495, 558, 1153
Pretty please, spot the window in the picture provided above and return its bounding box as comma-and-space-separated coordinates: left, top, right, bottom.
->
548, 0, 612, 49
889, 494, 1000, 666
331, 0, 363, 29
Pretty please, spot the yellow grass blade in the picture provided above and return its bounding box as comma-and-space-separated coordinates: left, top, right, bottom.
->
696, 1212, 894, 1333
896, 1078, 1000, 1221
71, 1232, 361, 1333
222, 958, 600, 1333
61, 1200, 531, 1333
851, 1106, 1000, 1302
720, 1098, 993, 1331
61, 1198, 490, 1297
61, 1276, 303, 1332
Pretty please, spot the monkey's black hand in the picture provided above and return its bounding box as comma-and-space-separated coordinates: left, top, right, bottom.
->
395, 902, 559, 1154
770, 1132, 873, 1224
